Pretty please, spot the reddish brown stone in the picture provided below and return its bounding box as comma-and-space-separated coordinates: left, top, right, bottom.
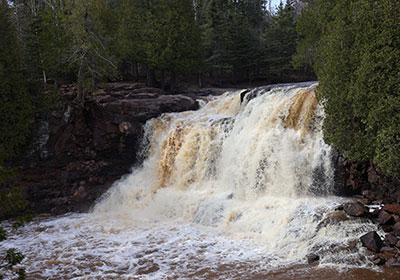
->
377, 210, 394, 225
383, 204, 400, 215
384, 233, 399, 246
360, 231, 383, 253
393, 222, 400, 236
343, 201, 366, 217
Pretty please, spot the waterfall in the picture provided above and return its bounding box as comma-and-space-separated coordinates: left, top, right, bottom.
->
93, 83, 376, 265
1, 83, 381, 279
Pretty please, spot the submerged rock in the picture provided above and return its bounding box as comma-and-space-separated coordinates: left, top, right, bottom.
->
306, 253, 320, 264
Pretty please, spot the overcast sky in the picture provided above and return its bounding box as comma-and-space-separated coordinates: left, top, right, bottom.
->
270, 0, 286, 11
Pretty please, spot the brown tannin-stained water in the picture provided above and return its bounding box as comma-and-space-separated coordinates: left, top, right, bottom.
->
2, 83, 397, 279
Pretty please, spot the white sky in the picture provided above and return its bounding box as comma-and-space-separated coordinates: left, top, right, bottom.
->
270, 0, 286, 11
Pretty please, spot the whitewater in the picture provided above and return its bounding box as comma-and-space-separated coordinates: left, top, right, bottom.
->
3, 83, 398, 279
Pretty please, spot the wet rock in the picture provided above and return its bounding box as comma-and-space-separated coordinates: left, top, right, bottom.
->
393, 222, 400, 236
384, 233, 399, 246
373, 256, 386, 265
387, 257, 400, 267
343, 201, 366, 217
12, 82, 217, 215
383, 204, 400, 215
306, 253, 320, 264
377, 210, 394, 225
360, 231, 383, 253
381, 225, 393, 233
335, 204, 344, 211
381, 246, 397, 254
73, 186, 87, 202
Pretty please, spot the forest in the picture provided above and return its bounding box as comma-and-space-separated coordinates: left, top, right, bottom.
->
1, 0, 400, 277
0, 0, 308, 164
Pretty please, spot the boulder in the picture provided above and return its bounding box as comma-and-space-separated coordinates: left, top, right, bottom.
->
384, 233, 399, 246
387, 257, 400, 267
343, 201, 366, 217
360, 231, 383, 253
306, 253, 320, 264
383, 204, 400, 215
393, 222, 400, 236
377, 210, 394, 225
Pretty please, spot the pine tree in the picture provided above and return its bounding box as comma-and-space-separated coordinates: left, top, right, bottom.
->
0, 0, 34, 163
296, 0, 400, 177
63, 0, 117, 104
145, 0, 203, 89
263, 0, 298, 78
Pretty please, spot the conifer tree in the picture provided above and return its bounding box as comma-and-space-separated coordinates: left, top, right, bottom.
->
296, 0, 400, 177
146, 0, 203, 89
263, 0, 298, 77
63, 0, 117, 104
0, 0, 34, 162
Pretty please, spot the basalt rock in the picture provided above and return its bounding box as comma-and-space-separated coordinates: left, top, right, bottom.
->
12, 82, 224, 216
360, 231, 383, 253
377, 210, 394, 225
343, 201, 366, 217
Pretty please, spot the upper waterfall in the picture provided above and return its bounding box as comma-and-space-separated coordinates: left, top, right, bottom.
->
95, 82, 333, 212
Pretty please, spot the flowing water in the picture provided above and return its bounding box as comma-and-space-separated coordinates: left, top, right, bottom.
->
2, 83, 399, 279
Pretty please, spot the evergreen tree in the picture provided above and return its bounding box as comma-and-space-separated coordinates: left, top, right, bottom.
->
296, 0, 400, 177
201, 0, 267, 84
263, 0, 298, 78
146, 0, 203, 89
0, 0, 34, 162
116, 0, 148, 80
63, 0, 117, 104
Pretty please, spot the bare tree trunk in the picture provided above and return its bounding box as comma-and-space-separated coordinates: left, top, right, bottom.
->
134, 62, 139, 81
146, 67, 156, 87
160, 70, 165, 89
170, 72, 176, 92
198, 74, 202, 88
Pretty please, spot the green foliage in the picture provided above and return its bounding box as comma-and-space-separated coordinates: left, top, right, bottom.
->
150, 0, 203, 75
296, 0, 400, 177
0, 166, 30, 280
62, 0, 117, 102
201, 0, 267, 82
0, 0, 35, 164
263, 0, 298, 74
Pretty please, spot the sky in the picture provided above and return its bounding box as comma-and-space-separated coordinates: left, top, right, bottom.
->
270, 0, 286, 11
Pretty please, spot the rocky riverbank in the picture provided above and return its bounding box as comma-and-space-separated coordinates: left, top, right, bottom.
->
332, 158, 400, 268
13, 82, 230, 215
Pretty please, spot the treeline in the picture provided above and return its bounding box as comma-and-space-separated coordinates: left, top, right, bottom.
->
295, 0, 400, 178
2, 0, 311, 92
1, 0, 312, 163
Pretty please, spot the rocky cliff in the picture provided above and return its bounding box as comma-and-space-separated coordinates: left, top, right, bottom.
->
15, 83, 228, 215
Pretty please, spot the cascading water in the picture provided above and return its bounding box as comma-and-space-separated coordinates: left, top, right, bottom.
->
1, 83, 389, 279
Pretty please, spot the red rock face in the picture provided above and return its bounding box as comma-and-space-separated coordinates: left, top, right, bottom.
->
12, 83, 226, 216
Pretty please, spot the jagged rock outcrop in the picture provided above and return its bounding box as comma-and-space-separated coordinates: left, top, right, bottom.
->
15, 82, 226, 215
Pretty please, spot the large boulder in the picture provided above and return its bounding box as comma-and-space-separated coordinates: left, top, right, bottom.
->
360, 231, 383, 253
343, 201, 366, 217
